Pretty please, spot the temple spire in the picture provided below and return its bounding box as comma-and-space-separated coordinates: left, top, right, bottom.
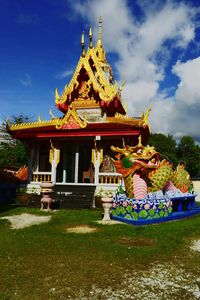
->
97, 16, 103, 47
89, 26, 93, 48
81, 31, 86, 57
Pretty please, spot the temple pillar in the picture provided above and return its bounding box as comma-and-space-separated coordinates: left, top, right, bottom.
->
91, 137, 103, 185
62, 150, 67, 183
51, 147, 60, 184
75, 144, 79, 183
94, 150, 103, 185
94, 152, 99, 184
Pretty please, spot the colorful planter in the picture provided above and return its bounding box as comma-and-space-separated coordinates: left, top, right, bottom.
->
112, 194, 173, 221
111, 192, 200, 225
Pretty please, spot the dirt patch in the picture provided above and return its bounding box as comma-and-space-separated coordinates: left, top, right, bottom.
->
76, 262, 200, 299
190, 239, 200, 252
117, 236, 155, 247
96, 220, 123, 225
1, 213, 51, 229
66, 225, 97, 234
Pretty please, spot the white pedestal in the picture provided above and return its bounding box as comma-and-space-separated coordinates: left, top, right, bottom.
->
101, 197, 113, 221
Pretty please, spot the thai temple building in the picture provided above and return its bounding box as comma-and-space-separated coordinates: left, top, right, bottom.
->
8, 17, 150, 194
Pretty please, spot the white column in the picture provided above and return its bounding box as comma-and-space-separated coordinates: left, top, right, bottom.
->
94, 150, 101, 185
74, 144, 79, 183
62, 150, 67, 183
94, 136, 101, 185
51, 148, 60, 184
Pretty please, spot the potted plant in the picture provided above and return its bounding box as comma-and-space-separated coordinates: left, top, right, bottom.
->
95, 188, 116, 221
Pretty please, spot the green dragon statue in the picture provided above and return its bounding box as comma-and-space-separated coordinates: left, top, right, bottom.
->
111, 136, 191, 199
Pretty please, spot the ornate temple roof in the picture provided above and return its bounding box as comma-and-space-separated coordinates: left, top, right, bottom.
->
8, 17, 150, 141
55, 17, 125, 116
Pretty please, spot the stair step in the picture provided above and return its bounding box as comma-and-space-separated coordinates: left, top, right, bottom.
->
28, 185, 95, 209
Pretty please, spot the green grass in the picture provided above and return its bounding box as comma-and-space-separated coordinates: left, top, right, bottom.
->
1, 205, 200, 299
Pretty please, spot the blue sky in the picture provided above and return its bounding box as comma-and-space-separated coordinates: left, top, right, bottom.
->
1, 0, 200, 141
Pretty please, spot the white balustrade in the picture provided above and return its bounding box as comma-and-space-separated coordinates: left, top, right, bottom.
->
98, 172, 122, 185
32, 172, 51, 182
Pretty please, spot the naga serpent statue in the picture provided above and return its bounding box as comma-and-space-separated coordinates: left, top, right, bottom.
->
111, 136, 191, 199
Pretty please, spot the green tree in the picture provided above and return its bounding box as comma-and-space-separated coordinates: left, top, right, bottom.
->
0, 114, 32, 168
0, 141, 27, 168
147, 133, 178, 165
177, 136, 200, 177
10, 114, 31, 125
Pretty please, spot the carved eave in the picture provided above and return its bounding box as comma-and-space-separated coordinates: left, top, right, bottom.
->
106, 108, 151, 131
56, 105, 87, 129
9, 107, 87, 132
106, 115, 141, 127
55, 47, 119, 110
9, 118, 61, 131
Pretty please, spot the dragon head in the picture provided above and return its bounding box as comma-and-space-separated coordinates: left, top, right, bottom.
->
111, 136, 160, 177
125, 144, 160, 169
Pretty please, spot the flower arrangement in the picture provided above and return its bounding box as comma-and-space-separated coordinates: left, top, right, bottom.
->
95, 188, 116, 198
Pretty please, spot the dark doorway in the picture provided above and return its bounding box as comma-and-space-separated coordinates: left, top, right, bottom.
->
78, 142, 93, 183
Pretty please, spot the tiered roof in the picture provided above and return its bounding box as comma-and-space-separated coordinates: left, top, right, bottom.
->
8, 17, 150, 141
55, 17, 125, 116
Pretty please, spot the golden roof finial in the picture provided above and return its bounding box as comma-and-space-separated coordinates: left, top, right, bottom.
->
140, 105, 152, 131
81, 31, 86, 57
55, 88, 60, 102
49, 108, 56, 119
89, 26, 93, 48
124, 101, 128, 113
119, 80, 126, 92
97, 16, 102, 47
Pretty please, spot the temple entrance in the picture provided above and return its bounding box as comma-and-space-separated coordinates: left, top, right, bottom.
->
56, 144, 75, 183
56, 141, 93, 184
78, 143, 93, 183
64, 145, 75, 183
32, 138, 122, 185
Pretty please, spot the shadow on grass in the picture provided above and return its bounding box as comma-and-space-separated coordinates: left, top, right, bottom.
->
0, 203, 26, 214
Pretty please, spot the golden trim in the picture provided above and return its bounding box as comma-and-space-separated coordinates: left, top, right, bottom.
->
73, 99, 100, 109
54, 17, 127, 114
89, 26, 93, 48
9, 106, 87, 131
139, 106, 152, 130
49, 140, 54, 164
9, 113, 143, 131
99, 148, 103, 165
9, 118, 61, 131
91, 148, 103, 165
56, 148, 60, 166
91, 149, 96, 166
55, 104, 87, 129
55, 47, 119, 106
106, 116, 141, 126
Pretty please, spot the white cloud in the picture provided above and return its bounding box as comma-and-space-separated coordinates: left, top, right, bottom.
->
123, 81, 159, 116
176, 24, 195, 48
20, 74, 32, 87
68, 0, 199, 140
172, 57, 200, 105
149, 57, 200, 140
55, 69, 74, 79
